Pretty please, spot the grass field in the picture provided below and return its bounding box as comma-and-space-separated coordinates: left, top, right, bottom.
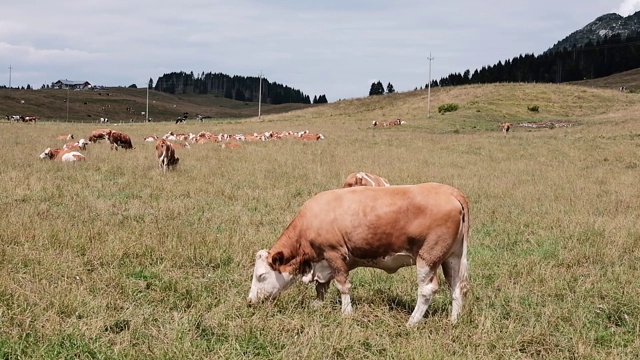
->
1, 82, 639, 359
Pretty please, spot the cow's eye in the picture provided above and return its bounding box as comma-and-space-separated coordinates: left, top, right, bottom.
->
257, 273, 267, 282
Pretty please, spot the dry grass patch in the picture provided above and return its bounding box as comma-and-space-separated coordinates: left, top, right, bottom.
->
1, 83, 639, 358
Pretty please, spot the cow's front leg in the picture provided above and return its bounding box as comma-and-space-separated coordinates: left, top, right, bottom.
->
333, 273, 352, 315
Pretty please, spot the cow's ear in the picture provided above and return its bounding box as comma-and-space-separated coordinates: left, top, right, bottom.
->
269, 251, 285, 270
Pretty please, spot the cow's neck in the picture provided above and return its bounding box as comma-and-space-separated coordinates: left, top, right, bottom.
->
270, 216, 316, 275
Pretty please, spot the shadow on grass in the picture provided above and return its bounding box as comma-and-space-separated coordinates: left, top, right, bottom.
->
384, 294, 450, 318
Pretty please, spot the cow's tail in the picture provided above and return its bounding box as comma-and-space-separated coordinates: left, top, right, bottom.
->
457, 196, 470, 297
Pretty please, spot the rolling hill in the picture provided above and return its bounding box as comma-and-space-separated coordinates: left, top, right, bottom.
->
0, 86, 314, 123
2, 68, 639, 128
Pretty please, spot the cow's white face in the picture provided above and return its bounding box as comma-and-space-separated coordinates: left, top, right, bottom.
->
39, 148, 51, 159
247, 249, 295, 304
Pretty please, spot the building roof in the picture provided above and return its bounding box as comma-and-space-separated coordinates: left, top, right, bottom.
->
55, 79, 91, 85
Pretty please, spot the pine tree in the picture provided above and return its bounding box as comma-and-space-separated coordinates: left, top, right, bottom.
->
386, 82, 395, 94
313, 95, 318, 104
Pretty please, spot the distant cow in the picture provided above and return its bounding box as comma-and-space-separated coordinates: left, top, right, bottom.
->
88, 129, 112, 143
221, 143, 242, 149
299, 133, 325, 141
247, 183, 470, 327
64, 139, 89, 151
155, 139, 179, 172
107, 131, 134, 150
342, 172, 390, 188
144, 135, 158, 142
22, 116, 37, 123
57, 134, 74, 141
39, 148, 85, 162
500, 122, 512, 134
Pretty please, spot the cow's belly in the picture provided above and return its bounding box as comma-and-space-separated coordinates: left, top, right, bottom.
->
350, 252, 416, 274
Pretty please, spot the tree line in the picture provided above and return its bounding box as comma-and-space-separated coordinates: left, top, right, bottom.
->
154, 71, 326, 105
429, 31, 640, 88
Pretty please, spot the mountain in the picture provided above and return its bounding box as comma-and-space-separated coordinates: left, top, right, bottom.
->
547, 12, 640, 53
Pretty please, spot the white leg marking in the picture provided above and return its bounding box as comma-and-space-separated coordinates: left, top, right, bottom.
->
335, 280, 353, 315
407, 267, 438, 327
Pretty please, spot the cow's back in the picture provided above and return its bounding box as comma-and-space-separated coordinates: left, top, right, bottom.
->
297, 183, 464, 260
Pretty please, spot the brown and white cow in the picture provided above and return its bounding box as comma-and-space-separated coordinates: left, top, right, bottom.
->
248, 183, 470, 327
144, 135, 158, 142
221, 143, 242, 149
88, 129, 112, 143
299, 133, 325, 141
39, 147, 85, 162
57, 134, 74, 141
501, 122, 512, 134
155, 138, 179, 172
171, 142, 190, 149
342, 172, 390, 188
107, 131, 134, 150
63, 139, 90, 151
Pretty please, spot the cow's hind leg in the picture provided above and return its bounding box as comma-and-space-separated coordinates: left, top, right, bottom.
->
312, 281, 331, 307
407, 263, 439, 327
442, 254, 469, 323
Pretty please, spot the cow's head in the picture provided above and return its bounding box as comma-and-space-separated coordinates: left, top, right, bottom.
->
247, 249, 296, 304
39, 148, 52, 159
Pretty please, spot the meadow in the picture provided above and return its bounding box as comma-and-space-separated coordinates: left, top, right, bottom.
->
0, 83, 639, 359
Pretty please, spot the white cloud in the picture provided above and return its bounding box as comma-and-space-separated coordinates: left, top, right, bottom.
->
616, 0, 640, 16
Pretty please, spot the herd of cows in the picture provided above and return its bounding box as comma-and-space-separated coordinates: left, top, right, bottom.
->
33, 119, 470, 327
38, 127, 326, 171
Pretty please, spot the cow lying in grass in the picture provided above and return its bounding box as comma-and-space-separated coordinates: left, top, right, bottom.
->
39, 148, 85, 162
248, 182, 470, 327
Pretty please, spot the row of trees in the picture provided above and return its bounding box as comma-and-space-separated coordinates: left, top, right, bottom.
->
368, 81, 395, 96
155, 71, 322, 105
430, 31, 640, 88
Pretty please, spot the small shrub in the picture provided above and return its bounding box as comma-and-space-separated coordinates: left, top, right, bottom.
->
438, 103, 459, 114
528, 105, 540, 112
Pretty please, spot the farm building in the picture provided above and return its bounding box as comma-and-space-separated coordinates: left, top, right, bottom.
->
53, 79, 92, 90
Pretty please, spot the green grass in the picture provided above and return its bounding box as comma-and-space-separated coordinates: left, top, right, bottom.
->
0, 82, 639, 359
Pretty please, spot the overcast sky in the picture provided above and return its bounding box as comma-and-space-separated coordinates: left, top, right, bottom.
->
0, 1, 636, 101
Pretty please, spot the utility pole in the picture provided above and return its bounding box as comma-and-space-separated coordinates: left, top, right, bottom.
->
8, 65, 12, 93
66, 81, 70, 122
258, 71, 263, 120
427, 53, 434, 118
146, 78, 150, 122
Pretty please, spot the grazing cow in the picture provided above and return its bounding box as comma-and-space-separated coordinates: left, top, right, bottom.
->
64, 139, 89, 151
501, 122, 512, 134
100, 117, 109, 124
342, 172, 390, 188
107, 131, 134, 150
144, 135, 158, 142
6, 115, 21, 122
247, 183, 470, 327
39, 148, 86, 162
22, 116, 37, 123
88, 129, 112, 143
155, 139, 179, 172
57, 134, 74, 141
